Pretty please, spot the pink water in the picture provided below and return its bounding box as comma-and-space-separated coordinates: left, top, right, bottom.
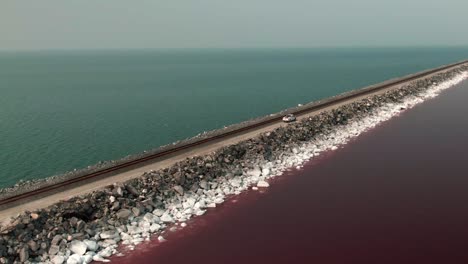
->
110, 80, 468, 264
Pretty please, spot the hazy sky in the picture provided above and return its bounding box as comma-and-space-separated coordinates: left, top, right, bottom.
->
1, 0, 467, 50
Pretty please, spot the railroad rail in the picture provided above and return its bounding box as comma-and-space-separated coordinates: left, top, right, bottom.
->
1, 59, 467, 209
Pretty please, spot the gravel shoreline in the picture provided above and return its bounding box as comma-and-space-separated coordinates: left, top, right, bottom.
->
0, 65, 467, 263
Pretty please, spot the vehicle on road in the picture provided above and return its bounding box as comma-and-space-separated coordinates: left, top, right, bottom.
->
282, 114, 296, 123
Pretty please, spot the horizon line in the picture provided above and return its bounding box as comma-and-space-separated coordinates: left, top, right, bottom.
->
1, 45, 468, 53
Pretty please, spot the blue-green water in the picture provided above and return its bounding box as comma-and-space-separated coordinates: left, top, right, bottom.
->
1, 47, 468, 188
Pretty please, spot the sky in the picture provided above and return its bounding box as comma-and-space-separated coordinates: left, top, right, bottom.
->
1, 0, 467, 50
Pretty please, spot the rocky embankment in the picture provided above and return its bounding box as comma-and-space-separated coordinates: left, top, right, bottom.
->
1, 65, 467, 264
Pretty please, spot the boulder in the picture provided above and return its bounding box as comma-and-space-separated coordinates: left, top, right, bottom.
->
69, 240, 87, 255
111, 202, 120, 211
150, 224, 161, 233
98, 248, 113, 258
127, 226, 142, 235
99, 231, 118, 239
199, 180, 209, 189
173, 171, 185, 185
143, 213, 157, 223
51, 235, 63, 245
184, 197, 196, 208
82, 254, 93, 264
52, 255, 65, 264
248, 168, 261, 177
48, 245, 60, 256
76, 220, 86, 231
103, 239, 117, 245
67, 254, 83, 264
257, 181, 270, 188
83, 240, 98, 252
126, 185, 140, 196
173, 185, 184, 195
131, 207, 141, 217
160, 213, 174, 223
115, 186, 124, 196
152, 208, 165, 217
116, 209, 131, 219
92, 255, 110, 262
19, 246, 29, 263
27, 240, 39, 252
229, 178, 241, 188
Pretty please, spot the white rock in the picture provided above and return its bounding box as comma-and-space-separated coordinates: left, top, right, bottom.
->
195, 210, 206, 216
229, 178, 241, 187
127, 226, 143, 234
69, 240, 87, 255
222, 187, 231, 195
262, 168, 270, 176
257, 180, 269, 188
103, 239, 117, 245
82, 254, 93, 264
133, 238, 144, 244
143, 213, 158, 223
181, 222, 187, 227
121, 232, 132, 240
150, 223, 161, 232
140, 222, 151, 233
193, 201, 202, 209
115, 186, 123, 196
92, 255, 110, 263
249, 168, 262, 177
66, 254, 83, 264
99, 231, 118, 239
199, 180, 209, 189
83, 240, 98, 252
109, 196, 115, 203
152, 208, 165, 217
52, 256, 65, 264
252, 187, 258, 191
185, 197, 196, 207
161, 213, 174, 223
158, 236, 166, 242
98, 248, 112, 258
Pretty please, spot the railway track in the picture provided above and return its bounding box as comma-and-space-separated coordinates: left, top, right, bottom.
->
1, 59, 467, 209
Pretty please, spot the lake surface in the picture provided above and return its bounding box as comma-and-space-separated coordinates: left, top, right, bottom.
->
109, 78, 468, 263
1, 47, 468, 187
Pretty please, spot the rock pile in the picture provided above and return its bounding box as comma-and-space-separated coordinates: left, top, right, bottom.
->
0, 65, 466, 263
